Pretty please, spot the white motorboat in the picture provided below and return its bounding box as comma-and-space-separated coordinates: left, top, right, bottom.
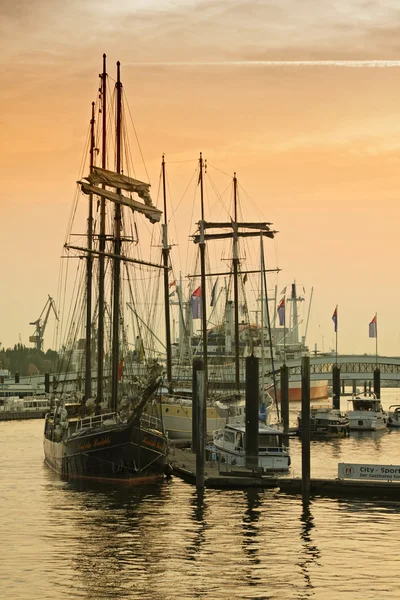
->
212, 422, 290, 472
298, 406, 350, 438
387, 404, 400, 428
347, 395, 387, 431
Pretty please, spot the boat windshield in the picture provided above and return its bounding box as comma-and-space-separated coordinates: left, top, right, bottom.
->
352, 399, 381, 411
259, 433, 281, 448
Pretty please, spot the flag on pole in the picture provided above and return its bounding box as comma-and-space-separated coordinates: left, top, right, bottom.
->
210, 279, 218, 307
369, 315, 377, 338
332, 306, 338, 333
169, 280, 176, 288
277, 297, 285, 326
118, 359, 124, 381
243, 273, 248, 285
191, 286, 202, 319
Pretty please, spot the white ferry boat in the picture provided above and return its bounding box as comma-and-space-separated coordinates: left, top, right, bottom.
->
0, 395, 51, 420
347, 395, 387, 431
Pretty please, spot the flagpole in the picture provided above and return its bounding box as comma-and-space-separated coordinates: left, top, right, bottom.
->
375, 312, 378, 367
283, 296, 286, 365
335, 305, 338, 365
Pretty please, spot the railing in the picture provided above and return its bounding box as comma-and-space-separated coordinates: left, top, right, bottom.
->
140, 413, 163, 431
75, 412, 118, 431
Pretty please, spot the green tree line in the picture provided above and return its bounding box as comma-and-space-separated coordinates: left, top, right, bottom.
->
0, 344, 59, 376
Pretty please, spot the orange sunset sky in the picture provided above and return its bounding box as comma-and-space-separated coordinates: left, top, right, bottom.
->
1, 0, 400, 356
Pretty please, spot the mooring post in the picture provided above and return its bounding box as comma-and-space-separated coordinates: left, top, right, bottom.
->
332, 365, 341, 410
192, 358, 203, 453
246, 355, 259, 471
280, 365, 289, 435
368, 381, 372, 396
45, 372, 50, 394
373, 368, 381, 399
196, 370, 206, 489
301, 356, 311, 499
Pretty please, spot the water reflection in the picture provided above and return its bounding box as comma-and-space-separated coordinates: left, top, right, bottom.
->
185, 487, 208, 561
45, 481, 167, 600
297, 498, 321, 599
242, 488, 262, 566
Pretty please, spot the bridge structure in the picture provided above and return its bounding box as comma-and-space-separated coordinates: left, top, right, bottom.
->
277, 354, 400, 385
4, 354, 400, 393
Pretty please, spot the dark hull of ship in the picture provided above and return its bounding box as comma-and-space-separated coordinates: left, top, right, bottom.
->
43, 421, 169, 485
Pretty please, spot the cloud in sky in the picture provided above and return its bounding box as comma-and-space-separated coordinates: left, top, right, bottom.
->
2, 0, 400, 65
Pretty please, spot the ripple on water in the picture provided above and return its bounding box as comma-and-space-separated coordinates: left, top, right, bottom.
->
1, 397, 400, 600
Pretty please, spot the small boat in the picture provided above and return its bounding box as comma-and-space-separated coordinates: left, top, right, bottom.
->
212, 422, 290, 472
298, 406, 350, 438
387, 404, 400, 428
347, 395, 387, 431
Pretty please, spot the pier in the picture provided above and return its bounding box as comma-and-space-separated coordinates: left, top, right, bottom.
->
0, 410, 47, 421
170, 446, 400, 499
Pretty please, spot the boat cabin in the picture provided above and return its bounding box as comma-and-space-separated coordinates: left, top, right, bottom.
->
350, 397, 383, 412
214, 423, 284, 453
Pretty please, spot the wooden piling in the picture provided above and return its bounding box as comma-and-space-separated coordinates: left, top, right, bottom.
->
280, 365, 289, 435
196, 370, 206, 489
44, 373, 50, 394
191, 358, 203, 453
301, 356, 311, 499
246, 355, 259, 471
332, 365, 341, 410
374, 368, 381, 399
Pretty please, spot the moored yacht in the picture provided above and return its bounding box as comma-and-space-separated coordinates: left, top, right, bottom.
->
298, 406, 350, 438
212, 422, 290, 472
387, 404, 400, 428
347, 395, 387, 431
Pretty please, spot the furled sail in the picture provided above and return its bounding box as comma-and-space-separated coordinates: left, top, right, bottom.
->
79, 181, 162, 224
84, 166, 154, 208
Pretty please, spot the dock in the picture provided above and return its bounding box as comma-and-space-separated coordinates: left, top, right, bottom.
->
0, 410, 47, 421
169, 446, 400, 499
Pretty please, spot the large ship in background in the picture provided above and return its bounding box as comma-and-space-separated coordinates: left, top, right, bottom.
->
167, 281, 328, 401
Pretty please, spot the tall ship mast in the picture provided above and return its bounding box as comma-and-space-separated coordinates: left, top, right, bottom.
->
43, 57, 171, 483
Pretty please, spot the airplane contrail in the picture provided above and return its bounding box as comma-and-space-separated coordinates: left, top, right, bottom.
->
129, 60, 400, 68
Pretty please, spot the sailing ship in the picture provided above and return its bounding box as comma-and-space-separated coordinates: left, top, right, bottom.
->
43, 57, 170, 484
159, 159, 277, 438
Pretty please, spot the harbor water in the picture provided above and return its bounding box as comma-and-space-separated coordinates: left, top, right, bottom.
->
1, 389, 400, 600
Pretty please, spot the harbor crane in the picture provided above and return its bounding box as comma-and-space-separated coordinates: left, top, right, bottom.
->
29, 295, 59, 351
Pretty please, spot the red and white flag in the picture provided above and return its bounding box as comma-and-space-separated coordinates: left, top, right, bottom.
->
277, 297, 285, 327
369, 315, 377, 338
